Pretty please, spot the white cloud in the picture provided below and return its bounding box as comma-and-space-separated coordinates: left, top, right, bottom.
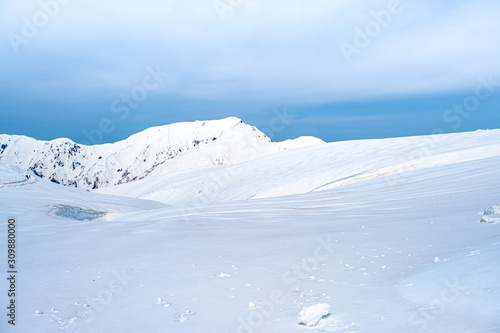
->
1, 0, 499, 103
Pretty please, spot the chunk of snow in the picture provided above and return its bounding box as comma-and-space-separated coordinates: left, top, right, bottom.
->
484, 203, 500, 215
480, 215, 500, 223
298, 303, 331, 327
479, 204, 500, 223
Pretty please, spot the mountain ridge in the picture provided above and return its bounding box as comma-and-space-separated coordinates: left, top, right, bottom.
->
96, 128, 500, 205
0, 117, 324, 189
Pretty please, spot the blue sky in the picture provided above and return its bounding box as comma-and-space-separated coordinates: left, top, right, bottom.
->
1, 0, 499, 144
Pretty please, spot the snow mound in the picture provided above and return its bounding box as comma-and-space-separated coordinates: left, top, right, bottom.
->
484, 203, 500, 215
479, 204, 500, 223
298, 303, 331, 327
480, 215, 500, 223
49, 204, 107, 221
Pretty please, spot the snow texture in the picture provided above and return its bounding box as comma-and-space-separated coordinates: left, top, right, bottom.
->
0, 164, 35, 187
1, 120, 500, 333
97, 128, 500, 205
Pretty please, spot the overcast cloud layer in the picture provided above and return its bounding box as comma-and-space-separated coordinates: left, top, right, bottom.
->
1, 0, 499, 142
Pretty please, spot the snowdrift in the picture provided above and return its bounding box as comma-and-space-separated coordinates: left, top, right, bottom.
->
98, 129, 500, 205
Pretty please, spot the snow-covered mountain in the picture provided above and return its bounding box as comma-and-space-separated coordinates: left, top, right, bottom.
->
0, 117, 323, 189
98, 128, 500, 205
1, 127, 499, 333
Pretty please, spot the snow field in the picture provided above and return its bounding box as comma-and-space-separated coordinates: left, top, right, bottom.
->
0, 128, 499, 332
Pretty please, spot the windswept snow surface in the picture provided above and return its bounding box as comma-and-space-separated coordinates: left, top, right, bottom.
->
0, 128, 500, 332
0, 164, 35, 187
97, 129, 500, 205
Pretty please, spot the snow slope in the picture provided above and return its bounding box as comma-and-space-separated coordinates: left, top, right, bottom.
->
0, 117, 324, 189
0, 164, 35, 187
0, 153, 499, 333
97, 129, 500, 205
0, 129, 499, 333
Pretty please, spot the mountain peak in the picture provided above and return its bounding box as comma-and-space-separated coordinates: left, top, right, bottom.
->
0, 118, 322, 189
